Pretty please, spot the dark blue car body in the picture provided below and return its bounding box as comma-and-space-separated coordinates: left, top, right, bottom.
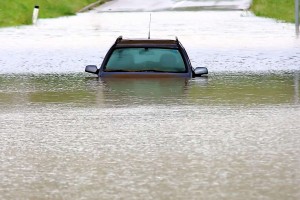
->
85, 36, 208, 78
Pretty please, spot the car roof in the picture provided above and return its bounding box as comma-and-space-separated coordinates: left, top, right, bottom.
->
114, 36, 181, 48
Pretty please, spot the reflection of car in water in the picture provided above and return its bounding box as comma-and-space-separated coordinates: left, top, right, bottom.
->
100, 78, 190, 104
85, 36, 208, 78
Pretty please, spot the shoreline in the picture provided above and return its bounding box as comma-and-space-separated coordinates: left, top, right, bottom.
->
78, 0, 110, 13
0, 0, 294, 27
0, 0, 107, 28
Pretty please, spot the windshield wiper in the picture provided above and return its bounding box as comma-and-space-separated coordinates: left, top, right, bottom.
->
105, 69, 167, 72
104, 70, 130, 72
134, 70, 166, 72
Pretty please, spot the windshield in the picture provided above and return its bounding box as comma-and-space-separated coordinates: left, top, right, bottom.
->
104, 48, 187, 73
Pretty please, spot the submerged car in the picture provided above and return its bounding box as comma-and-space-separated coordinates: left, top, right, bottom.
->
85, 36, 208, 78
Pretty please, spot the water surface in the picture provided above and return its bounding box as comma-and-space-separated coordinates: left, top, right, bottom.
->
0, 1, 300, 199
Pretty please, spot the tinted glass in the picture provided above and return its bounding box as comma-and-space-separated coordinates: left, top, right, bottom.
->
104, 48, 186, 72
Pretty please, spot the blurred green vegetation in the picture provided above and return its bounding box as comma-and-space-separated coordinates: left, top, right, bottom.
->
0, 0, 105, 27
251, 0, 295, 22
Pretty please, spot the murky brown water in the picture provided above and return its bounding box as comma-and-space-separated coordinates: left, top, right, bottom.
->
1, 73, 299, 199
0, 0, 300, 199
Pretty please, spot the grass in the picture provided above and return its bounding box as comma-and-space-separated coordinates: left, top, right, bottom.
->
251, 0, 295, 23
0, 0, 106, 27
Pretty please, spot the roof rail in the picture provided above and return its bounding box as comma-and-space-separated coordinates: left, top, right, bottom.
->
115, 36, 123, 44
175, 36, 185, 49
175, 36, 179, 44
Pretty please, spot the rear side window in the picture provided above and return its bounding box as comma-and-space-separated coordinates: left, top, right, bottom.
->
104, 48, 186, 73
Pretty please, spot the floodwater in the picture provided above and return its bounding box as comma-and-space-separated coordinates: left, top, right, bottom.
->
97, 0, 251, 11
0, 0, 300, 199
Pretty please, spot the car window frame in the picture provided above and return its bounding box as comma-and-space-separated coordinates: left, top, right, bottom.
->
101, 46, 189, 73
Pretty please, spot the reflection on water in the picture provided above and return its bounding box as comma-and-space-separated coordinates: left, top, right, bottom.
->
1, 73, 299, 106
0, 73, 300, 199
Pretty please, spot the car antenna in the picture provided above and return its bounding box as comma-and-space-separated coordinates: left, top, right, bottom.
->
148, 13, 152, 39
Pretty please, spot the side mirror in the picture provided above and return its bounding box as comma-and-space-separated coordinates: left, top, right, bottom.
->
85, 65, 98, 74
193, 67, 208, 77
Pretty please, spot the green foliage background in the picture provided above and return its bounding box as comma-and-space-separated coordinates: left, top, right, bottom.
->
0, 0, 104, 27
251, 0, 295, 22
